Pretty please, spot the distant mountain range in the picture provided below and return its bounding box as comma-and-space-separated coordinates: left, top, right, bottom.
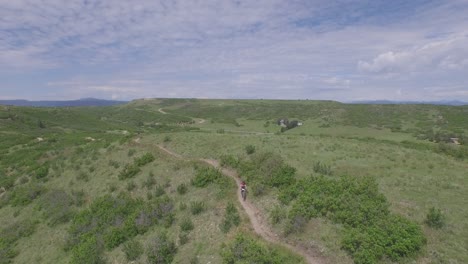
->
0, 98, 128, 107
349, 100, 468, 106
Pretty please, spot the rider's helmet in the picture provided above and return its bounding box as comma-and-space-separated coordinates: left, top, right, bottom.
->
241, 181, 246, 185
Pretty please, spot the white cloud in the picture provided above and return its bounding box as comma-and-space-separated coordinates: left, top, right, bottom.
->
1, 0, 468, 101
358, 33, 468, 74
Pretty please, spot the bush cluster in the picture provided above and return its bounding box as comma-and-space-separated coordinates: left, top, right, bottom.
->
38, 189, 75, 226
67, 194, 174, 262
283, 175, 425, 263
118, 152, 155, 180
0, 220, 37, 264
221, 233, 303, 263
190, 201, 206, 215
7, 182, 45, 206
220, 202, 241, 233
147, 232, 177, 264
425, 207, 445, 229
191, 166, 222, 187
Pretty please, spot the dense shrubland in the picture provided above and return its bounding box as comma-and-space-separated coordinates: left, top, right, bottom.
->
221, 151, 426, 263
67, 193, 174, 263
221, 233, 304, 263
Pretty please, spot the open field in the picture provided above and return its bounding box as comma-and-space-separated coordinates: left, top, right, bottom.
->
0, 99, 467, 263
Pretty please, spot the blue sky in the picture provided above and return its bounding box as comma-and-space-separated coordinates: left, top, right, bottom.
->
1, 0, 467, 101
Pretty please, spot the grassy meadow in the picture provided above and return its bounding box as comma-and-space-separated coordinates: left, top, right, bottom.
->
0, 99, 467, 263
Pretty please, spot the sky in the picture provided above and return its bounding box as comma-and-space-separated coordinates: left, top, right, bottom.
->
1, 0, 467, 101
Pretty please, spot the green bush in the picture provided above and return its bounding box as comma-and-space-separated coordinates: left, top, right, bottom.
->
35, 164, 49, 179
8, 182, 45, 206
270, 205, 286, 224
127, 149, 136, 157
155, 185, 166, 197
284, 174, 425, 262
221, 233, 303, 263
0, 219, 37, 264
312, 161, 332, 175
425, 207, 445, 229
220, 202, 240, 233
70, 235, 104, 264
176, 183, 188, 195
179, 232, 189, 245
245, 145, 256, 155
143, 175, 156, 189
271, 165, 296, 187
134, 153, 155, 167
147, 232, 177, 264
118, 164, 141, 180
38, 189, 75, 226
191, 166, 221, 187
180, 217, 194, 232
190, 201, 206, 215
123, 240, 143, 261
342, 216, 426, 263
126, 181, 137, 191
220, 154, 239, 168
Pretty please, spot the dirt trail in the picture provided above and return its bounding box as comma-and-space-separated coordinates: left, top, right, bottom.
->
158, 108, 167, 114
157, 145, 326, 264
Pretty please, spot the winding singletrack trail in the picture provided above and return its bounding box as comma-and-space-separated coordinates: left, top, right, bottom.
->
157, 145, 326, 264
158, 108, 168, 114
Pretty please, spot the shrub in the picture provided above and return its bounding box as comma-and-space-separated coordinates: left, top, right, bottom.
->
0, 220, 37, 264
126, 181, 137, 191
76, 171, 89, 182
271, 165, 296, 187
123, 240, 143, 261
425, 207, 445, 229
163, 135, 171, 142
190, 201, 205, 215
245, 145, 256, 155
180, 217, 194, 232
127, 149, 136, 157
71, 189, 86, 207
221, 233, 303, 263
108, 160, 120, 169
147, 232, 177, 264
143, 175, 156, 189
270, 205, 286, 225
134, 153, 155, 167
220, 202, 240, 233
70, 236, 104, 264
313, 161, 332, 175
176, 183, 188, 195
118, 164, 140, 180
191, 166, 221, 187
8, 182, 45, 206
220, 154, 239, 168
35, 165, 49, 179
38, 189, 75, 226
155, 185, 166, 197
179, 202, 187, 211
179, 232, 189, 245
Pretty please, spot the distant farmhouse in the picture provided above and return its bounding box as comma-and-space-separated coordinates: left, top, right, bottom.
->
277, 118, 302, 131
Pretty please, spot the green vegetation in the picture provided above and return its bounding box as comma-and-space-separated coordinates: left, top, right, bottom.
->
1, 99, 466, 263
191, 165, 222, 187
221, 233, 304, 263
220, 202, 241, 233
425, 207, 445, 229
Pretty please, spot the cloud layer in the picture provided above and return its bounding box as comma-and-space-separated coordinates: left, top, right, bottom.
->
1, 0, 467, 101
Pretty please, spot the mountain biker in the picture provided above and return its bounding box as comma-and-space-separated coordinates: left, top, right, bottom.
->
240, 181, 247, 201
240, 181, 246, 191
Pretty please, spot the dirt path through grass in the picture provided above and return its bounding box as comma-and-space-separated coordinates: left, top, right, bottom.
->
157, 145, 326, 264
158, 108, 167, 114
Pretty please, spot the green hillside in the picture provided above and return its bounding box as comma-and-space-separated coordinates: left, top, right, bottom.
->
0, 99, 467, 263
